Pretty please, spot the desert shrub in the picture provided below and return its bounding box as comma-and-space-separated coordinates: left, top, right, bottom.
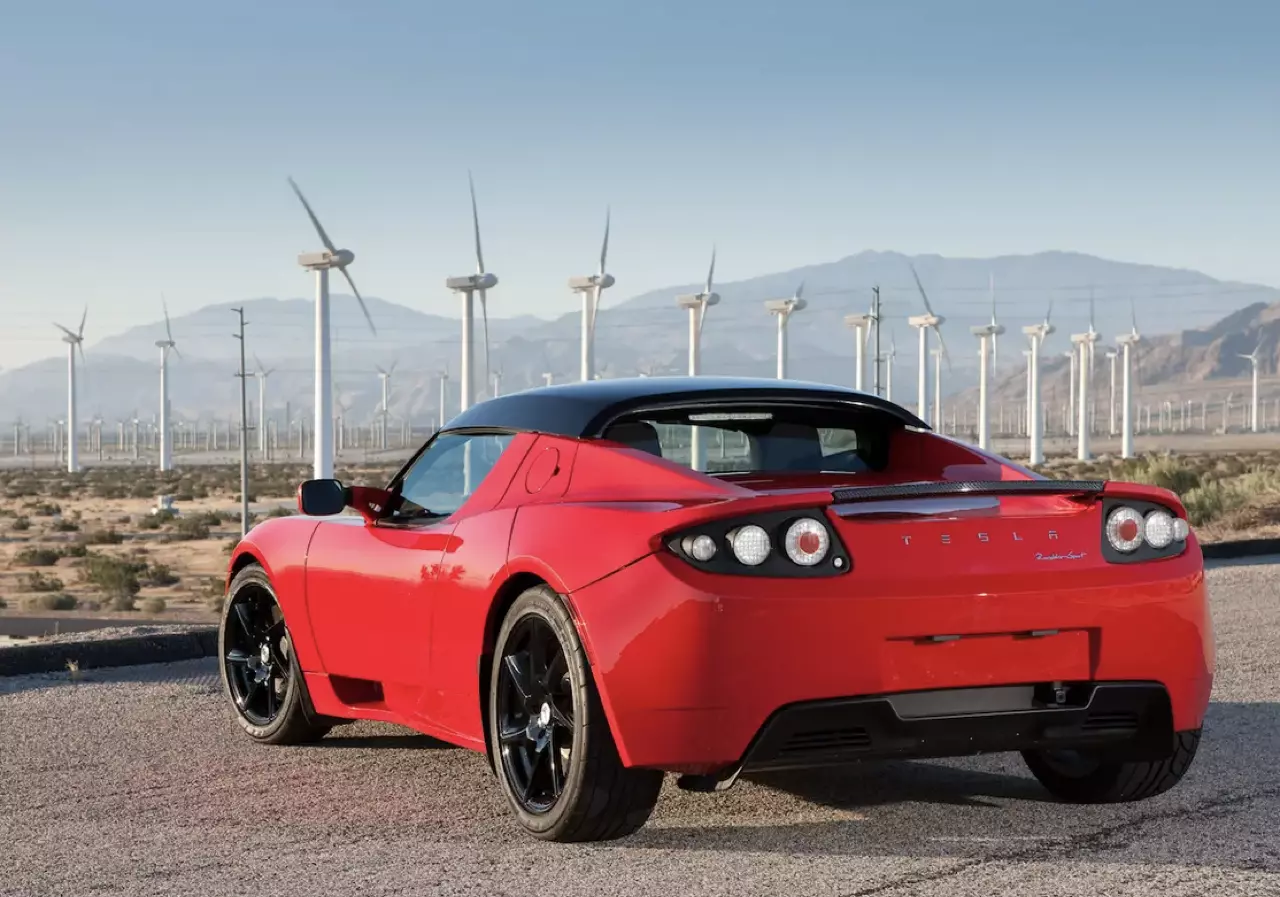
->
52, 518, 79, 532
63, 541, 88, 558
174, 491, 194, 502
144, 563, 179, 587
11, 516, 30, 531
79, 553, 142, 598
116, 515, 131, 524
102, 595, 137, 611
23, 570, 64, 592
1183, 481, 1245, 527
139, 596, 167, 614
1125, 455, 1203, 496
28, 502, 60, 516
0, 596, 6, 608
135, 514, 163, 530
13, 546, 61, 566
82, 527, 124, 545
265, 506, 293, 518
20, 593, 77, 611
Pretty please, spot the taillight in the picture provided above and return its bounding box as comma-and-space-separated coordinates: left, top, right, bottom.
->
1102, 499, 1190, 562
666, 509, 850, 577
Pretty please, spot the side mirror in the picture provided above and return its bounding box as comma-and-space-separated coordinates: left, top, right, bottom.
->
297, 479, 348, 516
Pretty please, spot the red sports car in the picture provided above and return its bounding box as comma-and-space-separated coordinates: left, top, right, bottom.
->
218, 376, 1213, 842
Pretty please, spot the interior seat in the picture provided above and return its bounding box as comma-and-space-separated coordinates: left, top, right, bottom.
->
601, 420, 664, 458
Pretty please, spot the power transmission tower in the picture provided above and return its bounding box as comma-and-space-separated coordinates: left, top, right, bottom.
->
232, 308, 250, 538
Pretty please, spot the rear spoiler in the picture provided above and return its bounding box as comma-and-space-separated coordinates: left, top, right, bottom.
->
830, 480, 1105, 504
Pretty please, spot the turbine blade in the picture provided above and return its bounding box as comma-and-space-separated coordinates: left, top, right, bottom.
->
388, 359, 398, 376
1045, 297, 1054, 326
705, 246, 716, 294
287, 177, 338, 253
339, 267, 377, 336
78, 305, 87, 339
469, 171, 485, 274
172, 344, 183, 360
1130, 297, 1138, 333
989, 272, 996, 323
794, 279, 805, 301
933, 324, 951, 369
53, 323, 77, 340
907, 262, 936, 317
599, 206, 610, 275
162, 294, 174, 343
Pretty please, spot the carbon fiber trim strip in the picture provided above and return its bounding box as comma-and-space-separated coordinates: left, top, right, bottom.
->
830, 479, 1106, 503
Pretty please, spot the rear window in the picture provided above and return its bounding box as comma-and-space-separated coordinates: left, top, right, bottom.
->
597, 405, 893, 474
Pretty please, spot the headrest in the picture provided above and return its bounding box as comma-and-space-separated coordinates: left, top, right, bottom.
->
601, 420, 664, 458
760, 421, 824, 470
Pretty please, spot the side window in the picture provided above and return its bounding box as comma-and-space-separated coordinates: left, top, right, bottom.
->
391, 432, 515, 519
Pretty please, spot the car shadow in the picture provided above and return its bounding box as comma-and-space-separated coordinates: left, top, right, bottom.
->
617, 700, 1280, 873
313, 730, 457, 751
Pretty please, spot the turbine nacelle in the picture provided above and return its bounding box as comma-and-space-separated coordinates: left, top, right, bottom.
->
677, 292, 720, 309
907, 313, 943, 328
447, 272, 499, 292
569, 273, 615, 291
1022, 323, 1055, 338
298, 248, 355, 270
766, 298, 807, 315
971, 323, 1005, 337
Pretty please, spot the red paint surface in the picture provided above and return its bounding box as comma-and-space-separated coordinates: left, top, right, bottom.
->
228, 428, 1214, 772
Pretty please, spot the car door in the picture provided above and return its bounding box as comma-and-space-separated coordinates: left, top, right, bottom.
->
304, 430, 520, 714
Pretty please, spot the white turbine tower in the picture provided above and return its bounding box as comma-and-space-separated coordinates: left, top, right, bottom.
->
1106, 348, 1119, 437
1117, 301, 1141, 459
446, 173, 498, 414
287, 177, 376, 480
844, 302, 874, 391
987, 272, 1000, 373
676, 248, 720, 470
569, 209, 614, 382
252, 354, 275, 457
766, 282, 806, 379
54, 308, 87, 473
971, 311, 1005, 450
906, 263, 948, 428
156, 296, 180, 471
376, 360, 397, 450
883, 332, 897, 402
1240, 340, 1263, 433
1021, 300, 1055, 465
1071, 292, 1100, 460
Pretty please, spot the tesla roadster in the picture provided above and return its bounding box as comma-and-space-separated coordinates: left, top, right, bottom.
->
218, 376, 1213, 841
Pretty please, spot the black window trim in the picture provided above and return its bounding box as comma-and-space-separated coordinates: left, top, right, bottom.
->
377, 426, 521, 528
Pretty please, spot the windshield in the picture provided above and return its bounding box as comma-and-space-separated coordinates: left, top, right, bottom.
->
597, 405, 892, 474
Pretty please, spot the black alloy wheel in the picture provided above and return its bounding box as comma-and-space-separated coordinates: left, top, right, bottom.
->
224, 587, 292, 727
218, 563, 332, 745
495, 615, 575, 814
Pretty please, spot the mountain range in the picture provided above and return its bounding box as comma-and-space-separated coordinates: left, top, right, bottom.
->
1, 250, 1275, 427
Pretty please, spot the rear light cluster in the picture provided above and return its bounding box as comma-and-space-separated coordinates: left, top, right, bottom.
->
668, 509, 850, 577
1102, 499, 1190, 562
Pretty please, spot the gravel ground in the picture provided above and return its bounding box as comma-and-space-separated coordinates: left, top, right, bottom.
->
1, 558, 1277, 897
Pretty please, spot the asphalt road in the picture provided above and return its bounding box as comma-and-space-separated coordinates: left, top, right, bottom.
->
2, 558, 1278, 897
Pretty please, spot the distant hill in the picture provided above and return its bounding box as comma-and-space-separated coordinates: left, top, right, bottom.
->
1, 250, 1274, 425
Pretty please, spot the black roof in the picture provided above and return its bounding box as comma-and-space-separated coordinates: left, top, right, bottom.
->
442, 376, 931, 437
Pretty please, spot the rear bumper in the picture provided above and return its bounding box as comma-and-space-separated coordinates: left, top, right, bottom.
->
567, 549, 1213, 774
741, 681, 1174, 774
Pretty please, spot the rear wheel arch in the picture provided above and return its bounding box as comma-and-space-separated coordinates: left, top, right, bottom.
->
478, 571, 592, 767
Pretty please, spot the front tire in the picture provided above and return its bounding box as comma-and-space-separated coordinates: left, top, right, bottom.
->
1022, 729, 1201, 803
488, 585, 663, 842
218, 563, 331, 745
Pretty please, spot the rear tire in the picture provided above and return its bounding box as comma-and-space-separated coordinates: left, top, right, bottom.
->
1022, 729, 1201, 803
219, 563, 332, 745
488, 585, 663, 842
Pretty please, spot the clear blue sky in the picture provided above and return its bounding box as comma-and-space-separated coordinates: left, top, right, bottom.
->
1, 0, 1277, 368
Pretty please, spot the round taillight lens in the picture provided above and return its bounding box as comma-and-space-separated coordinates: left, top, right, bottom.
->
1172, 517, 1190, 542
681, 534, 717, 562
1106, 506, 1144, 552
729, 525, 771, 566
1144, 510, 1175, 549
784, 518, 830, 566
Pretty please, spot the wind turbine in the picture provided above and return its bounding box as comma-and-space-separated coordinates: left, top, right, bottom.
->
1106, 348, 1119, 437
883, 332, 897, 403
1239, 340, 1263, 433
376, 360, 397, 450
676, 247, 720, 470
1116, 300, 1141, 458
156, 296, 180, 471
766, 282, 806, 379
54, 307, 87, 473
844, 301, 875, 391
446, 173, 498, 414
252, 354, 275, 458
970, 308, 1005, 450
906, 262, 948, 428
1071, 291, 1100, 460
569, 209, 614, 382
987, 272, 1000, 373
287, 177, 377, 480
1021, 299, 1055, 465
